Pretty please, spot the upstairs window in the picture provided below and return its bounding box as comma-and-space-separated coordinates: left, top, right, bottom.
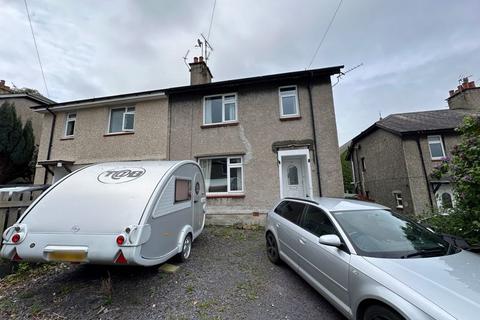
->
64, 113, 76, 137
204, 94, 237, 125
427, 135, 445, 160
199, 156, 243, 194
109, 107, 135, 133
279, 86, 299, 117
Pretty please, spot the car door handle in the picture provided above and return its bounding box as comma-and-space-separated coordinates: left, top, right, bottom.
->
299, 237, 306, 245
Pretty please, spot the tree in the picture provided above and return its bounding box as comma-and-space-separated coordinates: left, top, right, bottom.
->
341, 150, 354, 193
0, 101, 36, 184
430, 115, 480, 244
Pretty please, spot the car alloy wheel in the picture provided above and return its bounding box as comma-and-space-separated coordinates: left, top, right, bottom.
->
266, 233, 280, 264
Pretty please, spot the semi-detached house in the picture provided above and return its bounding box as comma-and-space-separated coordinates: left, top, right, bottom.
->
32, 58, 344, 222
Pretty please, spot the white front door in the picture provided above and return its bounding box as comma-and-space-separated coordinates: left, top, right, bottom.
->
282, 157, 306, 198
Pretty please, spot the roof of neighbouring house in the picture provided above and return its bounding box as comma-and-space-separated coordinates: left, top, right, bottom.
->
30, 65, 343, 112
376, 109, 477, 133
346, 108, 480, 160
0, 93, 55, 105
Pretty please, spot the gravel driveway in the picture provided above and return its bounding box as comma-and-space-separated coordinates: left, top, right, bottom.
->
0, 226, 344, 319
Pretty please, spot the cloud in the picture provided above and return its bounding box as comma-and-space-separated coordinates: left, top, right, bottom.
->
1, 0, 479, 144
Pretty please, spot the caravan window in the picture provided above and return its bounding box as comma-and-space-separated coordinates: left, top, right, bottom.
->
175, 179, 191, 203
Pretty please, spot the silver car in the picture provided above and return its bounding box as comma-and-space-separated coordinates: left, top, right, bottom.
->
265, 197, 480, 320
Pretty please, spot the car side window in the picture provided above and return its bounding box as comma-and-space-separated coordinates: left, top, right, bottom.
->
274, 201, 305, 225
301, 205, 337, 237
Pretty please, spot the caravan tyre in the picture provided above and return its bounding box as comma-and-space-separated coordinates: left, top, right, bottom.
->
177, 234, 192, 263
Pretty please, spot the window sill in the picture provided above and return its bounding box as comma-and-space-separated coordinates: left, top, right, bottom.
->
280, 115, 301, 121
396, 206, 404, 210
207, 193, 245, 199
103, 131, 135, 137
201, 122, 239, 129
60, 137, 74, 141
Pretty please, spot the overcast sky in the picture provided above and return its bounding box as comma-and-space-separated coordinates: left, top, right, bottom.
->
1, 0, 479, 144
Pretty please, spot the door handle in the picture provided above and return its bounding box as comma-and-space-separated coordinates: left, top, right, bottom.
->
299, 237, 306, 245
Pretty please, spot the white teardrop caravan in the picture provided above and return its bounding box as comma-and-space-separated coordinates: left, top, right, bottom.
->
1, 161, 206, 266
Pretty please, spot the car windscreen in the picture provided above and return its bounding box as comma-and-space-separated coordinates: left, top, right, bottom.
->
332, 209, 457, 258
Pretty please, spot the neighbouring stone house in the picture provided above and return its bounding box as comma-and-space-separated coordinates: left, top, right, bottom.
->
31, 58, 344, 221
0, 80, 54, 146
347, 78, 480, 215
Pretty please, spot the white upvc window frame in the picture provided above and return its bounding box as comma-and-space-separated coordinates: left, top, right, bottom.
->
198, 156, 244, 195
278, 85, 299, 118
64, 112, 76, 137
203, 93, 238, 125
108, 106, 135, 133
427, 135, 446, 160
393, 192, 403, 209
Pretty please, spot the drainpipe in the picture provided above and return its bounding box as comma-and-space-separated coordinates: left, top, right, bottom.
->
416, 137, 434, 208
307, 75, 322, 196
43, 107, 56, 184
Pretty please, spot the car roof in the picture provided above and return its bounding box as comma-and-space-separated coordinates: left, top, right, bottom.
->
282, 196, 389, 212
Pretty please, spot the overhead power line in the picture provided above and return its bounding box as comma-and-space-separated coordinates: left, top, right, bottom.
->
306, 0, 343, 70
24, 0, 50, 98
207, 0, 217, 41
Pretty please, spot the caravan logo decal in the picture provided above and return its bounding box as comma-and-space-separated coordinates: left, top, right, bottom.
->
97, 167, 146, 184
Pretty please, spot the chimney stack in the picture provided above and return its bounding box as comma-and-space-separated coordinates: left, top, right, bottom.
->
189, 56, 213, 85
0, 80, 12, 94
447, 76, 480, 110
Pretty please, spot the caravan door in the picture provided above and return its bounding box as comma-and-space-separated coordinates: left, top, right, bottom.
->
192, 172, 205, 234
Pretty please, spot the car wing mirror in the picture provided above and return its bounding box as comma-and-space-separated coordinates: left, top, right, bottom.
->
319, 234, 342, 247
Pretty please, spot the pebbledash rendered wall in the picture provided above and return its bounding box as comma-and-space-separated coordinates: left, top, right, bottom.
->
168, 77, 344, 216
351, 129, 414, 214
1, 96, 44, 146
33, 97, 169, 184
402, 133, 460, 214
353, 128, 461, 215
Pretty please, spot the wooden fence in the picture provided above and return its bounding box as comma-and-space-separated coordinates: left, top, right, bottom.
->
0, 186, 49, 246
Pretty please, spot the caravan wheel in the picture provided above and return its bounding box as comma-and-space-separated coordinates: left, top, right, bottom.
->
177, 234, 192, 263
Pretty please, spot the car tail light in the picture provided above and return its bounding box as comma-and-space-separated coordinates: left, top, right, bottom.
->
11, 233, 20, 243
114, 250, 127, 264
116, 235, 125, 246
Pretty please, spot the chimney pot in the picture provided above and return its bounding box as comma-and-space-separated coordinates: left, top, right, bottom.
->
193, 57, 199, 63
449, 90, 455, 96
199, 56, 204, 62
0, 80, 4, 86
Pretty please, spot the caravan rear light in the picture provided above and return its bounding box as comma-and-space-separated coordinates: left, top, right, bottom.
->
11, 233, 21, 243
116, 235, 125, 245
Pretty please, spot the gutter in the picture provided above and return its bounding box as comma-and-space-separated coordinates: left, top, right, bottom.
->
43, 107, 56, 184
307, 74, 322, 196
415, 137, 434, 208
